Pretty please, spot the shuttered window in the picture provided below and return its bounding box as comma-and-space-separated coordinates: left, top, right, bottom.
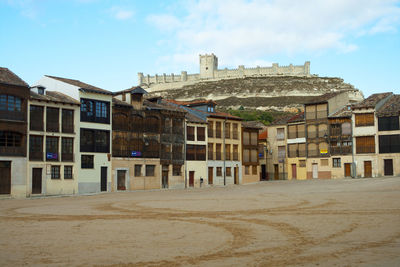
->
355, 113, 374, 127
379, 134, 400, 153
356, 136, 375, 154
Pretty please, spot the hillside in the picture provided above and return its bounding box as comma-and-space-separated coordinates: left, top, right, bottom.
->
147, 76, 362, 111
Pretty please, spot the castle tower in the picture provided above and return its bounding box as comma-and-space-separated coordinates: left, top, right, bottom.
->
199, 53, 218, 79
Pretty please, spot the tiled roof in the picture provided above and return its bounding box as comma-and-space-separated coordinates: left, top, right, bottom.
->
270, 115, 293, 126
304, 91, 344, 105
30, 91, 80, 105
112, 97, 132, 107
242, 121, 264, 129
376, 94, 400, 117
45, 75, 112, 95
258, 129, 268, 140
167, 99, 217, 107
287, 112, 304, 123
114, 86, 148, 95
186, 112, 207, 123
0, 67, 29, 87
329, 105, 352, 118
352, 92, 392, 109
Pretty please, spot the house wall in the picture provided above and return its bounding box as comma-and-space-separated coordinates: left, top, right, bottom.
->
241, 165, 260, 184
377, 154, 400, 177
111, 158, 161, 191
330, 155, 353, 179
266, 125, 287, 179
186, 121, 208, 188
287, 157, 307, 180
306, 158, 331, 179
354, 155, 379, 178
27, 100, 80, 196
0, 157, 27, 198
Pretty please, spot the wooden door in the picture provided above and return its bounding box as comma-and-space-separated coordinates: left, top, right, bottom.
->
32, 168, 42, 194
344, 163, 351, 177
208, 167, 213, 185
162, 170, 169, 188
189, 171, 194, 187
291, 164, 297, 179
261, 165, 266, 181
101, 167, 107, 192
364, 161, 372, 177
0, 161, 11, 194
234, 167, 239, 184
274, 164, 279, 180
117, 170, 126, 190
312, 163, 318, 179
384, 159, 393, 176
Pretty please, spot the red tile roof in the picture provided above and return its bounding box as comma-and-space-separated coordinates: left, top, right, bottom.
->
0, 67, 29, 87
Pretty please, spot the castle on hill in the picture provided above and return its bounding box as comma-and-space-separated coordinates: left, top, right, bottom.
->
138, 54, 311, 92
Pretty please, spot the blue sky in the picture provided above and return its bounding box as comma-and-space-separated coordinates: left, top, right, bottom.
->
1, 0, 399, 97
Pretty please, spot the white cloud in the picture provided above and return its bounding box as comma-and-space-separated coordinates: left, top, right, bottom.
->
148, 0, 400, 68
109, 6, 134, 20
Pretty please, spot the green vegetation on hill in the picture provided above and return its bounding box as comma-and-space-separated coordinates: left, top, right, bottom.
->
224, 107, 295, 125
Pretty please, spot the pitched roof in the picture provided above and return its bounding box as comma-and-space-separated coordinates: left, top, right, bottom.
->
287, 112, 304, 123
114, 86, 148, 95
167, 99, 217, 107
270, 115, 293, 126
45, 75, 112, 95
352, 92, 392, 109
112, 97, 132, 107
242, 121, 264, 129
304, 91, 344, 105
329, 105, 352, 118
376, 94, 400, 117
30, 91, 80, 105
0, 67, 29, 87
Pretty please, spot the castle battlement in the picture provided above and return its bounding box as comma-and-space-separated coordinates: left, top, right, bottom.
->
138, 54, 311, 91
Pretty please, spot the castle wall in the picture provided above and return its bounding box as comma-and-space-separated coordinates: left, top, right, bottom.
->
138, 54, 311, 91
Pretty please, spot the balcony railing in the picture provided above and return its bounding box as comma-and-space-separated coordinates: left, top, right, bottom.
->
61, 153, 74, 162
0, 110, 24, 121
29, 151, 43, 161
0, 146, 25, 156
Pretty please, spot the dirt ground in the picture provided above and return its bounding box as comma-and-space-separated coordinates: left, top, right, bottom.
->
1, 177, 400, 266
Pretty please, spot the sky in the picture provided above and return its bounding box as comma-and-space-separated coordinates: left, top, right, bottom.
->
1, 0, 399, 97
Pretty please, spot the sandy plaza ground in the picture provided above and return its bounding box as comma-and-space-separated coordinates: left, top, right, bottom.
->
0, 177, 400, 266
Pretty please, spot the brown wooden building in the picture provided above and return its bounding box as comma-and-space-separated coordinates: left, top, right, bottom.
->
0, 67, 30, 197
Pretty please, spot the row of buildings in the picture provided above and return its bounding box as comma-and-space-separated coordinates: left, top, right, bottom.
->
263, 91, 400, 180
0, 68, 262, 198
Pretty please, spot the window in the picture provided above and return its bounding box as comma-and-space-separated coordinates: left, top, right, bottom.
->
46, 137, 59, 161
298, 143, 306, 157
288, 144, 297, 158
321, 159, 329, 166
307, 125, 317, 139
251, 149, 258, 163
207, 105, 214, 112
80, 129, 110, 153
316, 104, 328, 119
62, 109, 74, 133
81, 155, 94, 169
245, 166, 250, 175
215, 122, 221, 138
144, 116, 159, 133
355, 113, 374, 127
0, 131, 22, 147
252, 165, 257, 175
243, 132, 250, 145
208, 143, 213, 160
173, 144, 183, 160
378, 117, 399, 131
30, 105, 44, 131
299, 160, 306, 167
232, 123, 238, 139
243, 149, 250, 162
251, 132, 258, 145
173, 165, 181, 176
134, 165, 142, 176
163, 117, 171, 133
0, 94, 22, 112
131, 115, 143, 133
318, 124, 328, 138
356, 136, 375, 154
225, 144, 231, 160
341, 122, 351, 135
225, 122, 230, 138
379, 134, 400, 153
226, 167, 231, 176
308, 143, 318, 157
305, 105, 316, 120
208, 121, 214, 138
187, 126, 195, 141
161, 144, 171, 160
64, 166, 73, 179
186, 144, 206, 161
216, 143, 221, 160
172, 118, 183, 134
333, 158, 341, 168
51, 166, 60, 179
80, 98, 110, 124
216, 167, 222, 176
288, 125, 297, 139
197, 127, 205, 141
61, 137, 73, 162
29, 135, 43, 161
145, 165, 155, 176
277, 128, 285, 140
278, 146, 286, 159
46, 107, 59, 132
233, 145, 239, 161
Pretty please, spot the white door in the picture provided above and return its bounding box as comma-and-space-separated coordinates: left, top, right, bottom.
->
312, 163, 318, 179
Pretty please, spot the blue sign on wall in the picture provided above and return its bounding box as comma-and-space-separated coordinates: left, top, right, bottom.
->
131, 151, 142, 157
46, 153, 58, 160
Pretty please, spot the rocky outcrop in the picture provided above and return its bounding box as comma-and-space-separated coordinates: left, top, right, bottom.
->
147, 76, 362, 111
